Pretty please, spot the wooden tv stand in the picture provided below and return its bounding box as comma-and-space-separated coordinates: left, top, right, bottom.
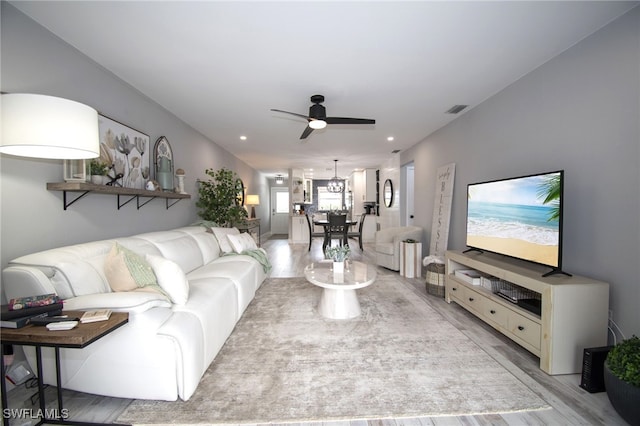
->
445, 250, 609, 375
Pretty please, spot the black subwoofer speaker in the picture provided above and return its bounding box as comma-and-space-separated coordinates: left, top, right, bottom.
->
580, 345, 613, 393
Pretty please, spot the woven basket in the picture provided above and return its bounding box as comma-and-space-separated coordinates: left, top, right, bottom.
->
425, 263, 445, 297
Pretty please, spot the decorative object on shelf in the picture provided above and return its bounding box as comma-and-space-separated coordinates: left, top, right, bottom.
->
235, 178, 245, 206
153, 136, 174, 191
89, 159, 110, 184
98, 114, 150, 189
327, 159, 345, 193
175, 169, 186, 194
63, 159, 89, 182
196, 167, 248, 227
293, 179, 302, 194
146, 180, 161, 191
604, 335, 640, 425
275, 175, 284, 185
383, 178, 394, 207
245, 194, 260, 219
1, 93, 99, 159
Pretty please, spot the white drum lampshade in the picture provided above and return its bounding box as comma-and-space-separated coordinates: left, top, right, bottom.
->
246, 194, 260, 219
1, 93, 100, 159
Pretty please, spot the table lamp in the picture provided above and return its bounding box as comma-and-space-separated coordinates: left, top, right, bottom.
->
245, 194, 260, 219
1, 93, 99, 159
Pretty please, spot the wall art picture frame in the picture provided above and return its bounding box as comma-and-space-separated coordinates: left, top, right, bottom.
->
97, 114, 150, 189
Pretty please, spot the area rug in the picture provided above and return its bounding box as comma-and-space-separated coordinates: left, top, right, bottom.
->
117, 276, 549, 424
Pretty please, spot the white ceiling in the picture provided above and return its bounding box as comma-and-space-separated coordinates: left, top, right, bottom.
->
10, 1, 637, 178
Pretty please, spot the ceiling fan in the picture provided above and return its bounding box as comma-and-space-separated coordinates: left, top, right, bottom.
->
271, 94, 376, 140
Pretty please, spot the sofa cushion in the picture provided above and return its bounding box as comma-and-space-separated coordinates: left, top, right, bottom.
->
211, 227, 240, 254
145, 254, 189, 305
227, 233, 257, 254
63, 292, 171, 313
375, 242, 395, 256
104, 243, 165, 297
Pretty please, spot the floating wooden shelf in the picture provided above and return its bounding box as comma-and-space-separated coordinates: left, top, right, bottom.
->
47, 182, 191, 210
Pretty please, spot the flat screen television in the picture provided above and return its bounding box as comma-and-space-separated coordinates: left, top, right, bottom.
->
465, 170, 568, 276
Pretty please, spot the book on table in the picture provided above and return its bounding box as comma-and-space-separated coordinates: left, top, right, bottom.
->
80, 309, 112, 323
7, 293, 60, 311
1, 302, 64, 321
1, 309, 63, 329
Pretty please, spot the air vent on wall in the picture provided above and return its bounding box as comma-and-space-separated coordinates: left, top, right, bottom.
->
446, 105, 469, 114
391, 149, 401, 154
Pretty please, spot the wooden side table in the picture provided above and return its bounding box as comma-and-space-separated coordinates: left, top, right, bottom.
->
1, 311, 128, 426
236, 218, 261, 247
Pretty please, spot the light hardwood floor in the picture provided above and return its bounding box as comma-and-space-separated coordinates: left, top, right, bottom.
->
4, 235, 626, 426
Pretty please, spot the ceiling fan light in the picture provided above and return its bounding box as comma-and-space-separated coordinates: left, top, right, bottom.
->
308, 119, 327, 130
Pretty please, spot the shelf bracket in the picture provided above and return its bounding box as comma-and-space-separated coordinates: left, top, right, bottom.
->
62, 190, 91, 210
166, 198, 182, 209
117, 194, 137, 210
137, 196, 157, 210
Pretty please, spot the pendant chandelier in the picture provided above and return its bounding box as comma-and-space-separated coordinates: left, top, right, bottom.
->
327, 159, 345, 193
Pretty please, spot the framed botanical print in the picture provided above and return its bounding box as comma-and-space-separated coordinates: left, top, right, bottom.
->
97, 114, 150, 189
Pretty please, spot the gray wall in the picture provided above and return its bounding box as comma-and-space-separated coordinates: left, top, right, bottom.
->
403, 7, 639, 337
0, 3, 270, 274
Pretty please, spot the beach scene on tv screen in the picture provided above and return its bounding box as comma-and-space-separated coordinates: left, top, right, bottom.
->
466, 173, 561, 267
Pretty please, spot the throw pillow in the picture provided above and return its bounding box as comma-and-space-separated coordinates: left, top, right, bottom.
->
227, 232, 258, 254
211, 227, 240, 254
239, 232, 258, 250
104, 243, 166, 297
145, 254, 190, 305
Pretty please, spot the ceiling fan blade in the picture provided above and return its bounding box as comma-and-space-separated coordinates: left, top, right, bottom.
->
300, 125, 314, 139
270, 109, 310, 120
325, 117, 376, 125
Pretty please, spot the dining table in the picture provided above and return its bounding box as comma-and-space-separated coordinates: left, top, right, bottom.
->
313, 219, 358, 250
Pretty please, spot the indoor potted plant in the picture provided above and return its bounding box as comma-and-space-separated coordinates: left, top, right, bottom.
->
89, 159, 109, 184
196, 167, 247, 227
325, 245, 350, 274
604, 335, 640, 425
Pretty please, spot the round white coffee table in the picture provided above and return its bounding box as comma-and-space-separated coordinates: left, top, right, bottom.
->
304, 260, 377, 319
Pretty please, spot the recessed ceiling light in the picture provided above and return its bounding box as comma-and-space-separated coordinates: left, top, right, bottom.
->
240, 135, 247, 141
387, 136, 394, 142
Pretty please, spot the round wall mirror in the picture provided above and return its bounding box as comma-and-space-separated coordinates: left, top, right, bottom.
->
235, 178, 245, 206
383, 179, 394, 207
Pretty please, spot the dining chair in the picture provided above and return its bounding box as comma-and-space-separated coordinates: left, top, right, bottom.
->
305, 214, 325, 252
347, 212, 366, 250
327, 213, 348, 248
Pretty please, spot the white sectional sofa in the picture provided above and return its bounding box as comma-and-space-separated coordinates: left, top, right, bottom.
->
1, 225, 268, 401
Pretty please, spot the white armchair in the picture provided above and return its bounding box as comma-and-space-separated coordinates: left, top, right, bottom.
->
374, 226, 423, 271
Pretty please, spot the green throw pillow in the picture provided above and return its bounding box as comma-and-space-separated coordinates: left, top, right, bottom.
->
104, 242, 167, 298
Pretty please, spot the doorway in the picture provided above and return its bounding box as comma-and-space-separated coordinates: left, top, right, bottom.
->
270, 187, 289, 235
401, 162, 415, 226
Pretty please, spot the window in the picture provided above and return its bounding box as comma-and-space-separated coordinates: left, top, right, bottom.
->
317, 187, 344, 211
275, 191, 290, 213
